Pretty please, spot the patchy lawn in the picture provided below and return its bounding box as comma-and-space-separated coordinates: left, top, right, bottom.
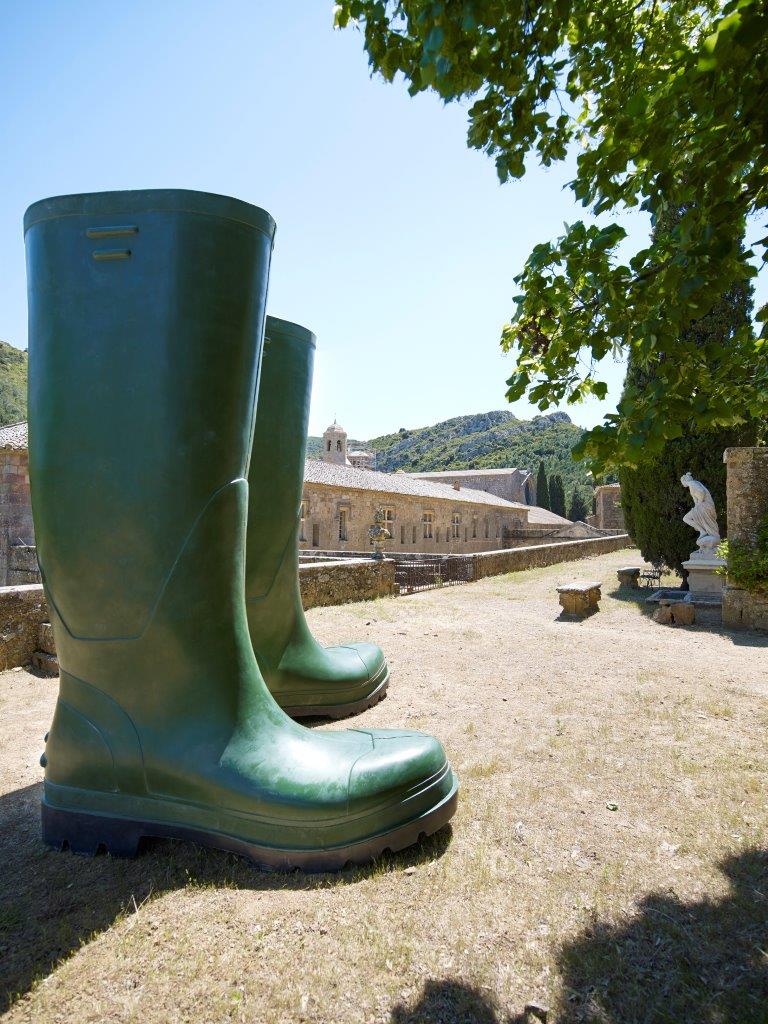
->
2, 547, 767, 1023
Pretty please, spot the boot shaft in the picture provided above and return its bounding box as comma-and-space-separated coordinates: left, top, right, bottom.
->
25, 190, 274, 641
246, 316, 315, 608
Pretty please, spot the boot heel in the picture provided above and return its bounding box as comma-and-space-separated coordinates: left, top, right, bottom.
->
42, 803, 143, 858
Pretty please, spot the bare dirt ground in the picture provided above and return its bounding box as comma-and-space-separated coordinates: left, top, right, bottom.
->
2, 547, 767, 1023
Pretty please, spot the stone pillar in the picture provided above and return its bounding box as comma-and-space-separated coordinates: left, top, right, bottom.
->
722, 447, 768, 631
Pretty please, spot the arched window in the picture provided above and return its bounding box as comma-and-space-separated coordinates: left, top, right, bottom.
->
327, 439, 331, 451
336, 439, 342, 451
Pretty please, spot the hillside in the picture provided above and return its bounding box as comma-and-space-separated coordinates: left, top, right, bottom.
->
309, 410, 593, 500
0, 341, 27, 427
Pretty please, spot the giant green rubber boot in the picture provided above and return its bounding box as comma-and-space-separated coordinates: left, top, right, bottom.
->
30, 189, 458, 871
246, 316, 389, 719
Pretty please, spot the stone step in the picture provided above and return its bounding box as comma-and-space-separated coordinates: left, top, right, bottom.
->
7, 568, 42, 586
38, 621, 56, 655
32, 649, 58, 676
9, 545, 40, 573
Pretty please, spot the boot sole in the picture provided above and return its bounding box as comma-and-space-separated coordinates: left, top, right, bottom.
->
282, 669, 390, 720
41, 781, 457, 873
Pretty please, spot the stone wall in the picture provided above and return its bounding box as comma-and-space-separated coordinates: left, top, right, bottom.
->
722, 447, 768, 632
0, 450, 34, 585
473, 533, 632, 580
0, 584, 48, 669
722, 586, 768, 632
299, 557, 396, 609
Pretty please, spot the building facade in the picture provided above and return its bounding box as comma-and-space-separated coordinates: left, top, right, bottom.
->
300, 460, 572, 555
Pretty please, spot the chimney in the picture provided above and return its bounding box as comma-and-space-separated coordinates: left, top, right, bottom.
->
453, 480, 460, 490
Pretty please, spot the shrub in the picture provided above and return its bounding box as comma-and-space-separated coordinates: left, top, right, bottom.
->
718, 516, 768, 595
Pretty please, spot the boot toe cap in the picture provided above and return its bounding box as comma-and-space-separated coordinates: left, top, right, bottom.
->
346, 641, 388, 685
347, 729, 451, 808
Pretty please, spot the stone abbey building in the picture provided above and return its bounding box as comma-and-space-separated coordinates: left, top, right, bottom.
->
0, 418, 581, 582
302, 420, 574, 554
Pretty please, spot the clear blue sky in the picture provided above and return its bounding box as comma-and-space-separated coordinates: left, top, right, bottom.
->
0, 1, 692, 439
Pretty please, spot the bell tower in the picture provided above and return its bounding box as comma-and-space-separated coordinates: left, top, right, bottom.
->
322, 420, 348, 465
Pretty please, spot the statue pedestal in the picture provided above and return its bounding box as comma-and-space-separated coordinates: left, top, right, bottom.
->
682, 553, 726, 598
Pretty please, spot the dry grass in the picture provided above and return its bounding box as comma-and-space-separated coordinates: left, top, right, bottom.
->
2, 547, 768, 1023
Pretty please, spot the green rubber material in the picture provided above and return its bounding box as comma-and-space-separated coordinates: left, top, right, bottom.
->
28, 189, 458, 870
246, 316, 390, 718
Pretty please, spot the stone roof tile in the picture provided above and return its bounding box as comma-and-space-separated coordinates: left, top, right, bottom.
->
408, 468, 525, 478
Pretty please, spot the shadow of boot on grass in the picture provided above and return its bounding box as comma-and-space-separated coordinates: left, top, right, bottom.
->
0, 782, 452, 1012
390, 977, 545, 1024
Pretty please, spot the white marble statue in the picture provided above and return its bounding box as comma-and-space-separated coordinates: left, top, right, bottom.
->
680, 472, 721, 557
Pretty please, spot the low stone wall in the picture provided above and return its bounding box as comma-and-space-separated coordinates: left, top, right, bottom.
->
722, 586, 768, 632
0, 584, 48, 669
0, 560, 397, 670
473, 534, 632, 580
299, 557, 396, 609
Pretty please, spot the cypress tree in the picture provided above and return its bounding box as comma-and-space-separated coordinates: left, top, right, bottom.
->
536, 461, 550, 510
549, 474, 566, 517
618, 209, 758, 577
568, 488, 589, 523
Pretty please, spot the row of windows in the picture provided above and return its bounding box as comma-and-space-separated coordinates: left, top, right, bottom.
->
299, 500, 503, 545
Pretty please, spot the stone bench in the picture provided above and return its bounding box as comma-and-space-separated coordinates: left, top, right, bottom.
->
556, 580, 602, 618
616, 566, 643, 589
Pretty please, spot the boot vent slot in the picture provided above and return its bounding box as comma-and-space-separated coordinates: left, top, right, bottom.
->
86, 225, 138, 238
92, 249, 132, 261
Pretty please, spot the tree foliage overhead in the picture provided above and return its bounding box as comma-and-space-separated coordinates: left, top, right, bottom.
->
335, 0, 768, 470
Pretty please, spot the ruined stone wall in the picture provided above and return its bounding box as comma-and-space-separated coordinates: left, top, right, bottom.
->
300, 482, 527, 556
722, 447, 768, 632
0, 450, 34, 585
299, 557, 396, 609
